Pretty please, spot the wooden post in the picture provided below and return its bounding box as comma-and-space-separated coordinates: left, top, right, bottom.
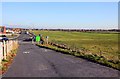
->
6, 41, 8, 57
8, 41, 10, 54
6, 41, 10, 56
0, 42, 3, 66
10, 40, 12, 51
3, 40, 6, 60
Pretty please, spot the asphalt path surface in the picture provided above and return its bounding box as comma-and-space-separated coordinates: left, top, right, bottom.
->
2, 32, 119, 77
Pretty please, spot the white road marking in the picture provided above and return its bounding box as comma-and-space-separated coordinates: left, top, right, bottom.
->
44, 49, 48, 52
23, 51, 30, 54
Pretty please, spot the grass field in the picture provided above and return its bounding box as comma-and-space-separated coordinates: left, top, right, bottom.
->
32, 30, 119, 63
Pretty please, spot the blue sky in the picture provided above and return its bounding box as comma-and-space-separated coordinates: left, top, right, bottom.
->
1, 2, 118, 29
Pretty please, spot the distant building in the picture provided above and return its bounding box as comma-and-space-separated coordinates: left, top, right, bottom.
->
12, 28, 22, 34
6, 29, 14, 34
0, 26, 6, 34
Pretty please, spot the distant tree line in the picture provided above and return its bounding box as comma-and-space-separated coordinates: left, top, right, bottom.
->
8, 27, 120, 32
31, 29, 120, 32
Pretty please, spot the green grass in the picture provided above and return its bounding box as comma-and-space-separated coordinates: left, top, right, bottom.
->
32, 30, 119, 63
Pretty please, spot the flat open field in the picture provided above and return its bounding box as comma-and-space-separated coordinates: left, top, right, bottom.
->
32, 30, 119, 62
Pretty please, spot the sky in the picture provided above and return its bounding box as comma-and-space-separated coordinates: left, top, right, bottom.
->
1, 2, 118, 29
1, 0, 119, 2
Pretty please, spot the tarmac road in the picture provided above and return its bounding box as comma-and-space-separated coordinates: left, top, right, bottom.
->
2, 32, 119, 77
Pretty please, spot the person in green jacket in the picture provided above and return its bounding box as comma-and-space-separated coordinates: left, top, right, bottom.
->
35, 35, 40, 44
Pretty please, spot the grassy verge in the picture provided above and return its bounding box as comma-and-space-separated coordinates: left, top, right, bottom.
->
0, 49, 18, 75
36, 44, 120, 70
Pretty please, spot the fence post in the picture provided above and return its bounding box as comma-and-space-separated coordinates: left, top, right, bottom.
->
9, 40, 12, 52
5, 41, 8, 59
3, 40, 7, 60
0, 42, 3, 66
6, 41, 10, 56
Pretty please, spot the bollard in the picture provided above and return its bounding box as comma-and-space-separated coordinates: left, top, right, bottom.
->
46, 36, 49, 45
32, 38, 34, 44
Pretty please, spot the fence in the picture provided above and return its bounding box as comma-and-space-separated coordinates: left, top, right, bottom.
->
0, 40, 18, 63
